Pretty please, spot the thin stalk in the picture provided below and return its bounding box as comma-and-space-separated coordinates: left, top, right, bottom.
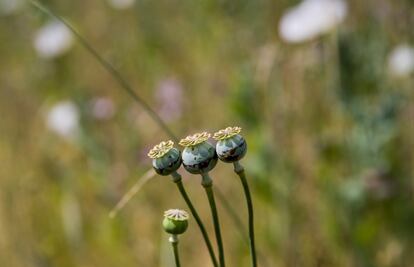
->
171, 172, 219, 267
169, 235, 181, 267
28, 3, 248, 263
215, 188, 248, 242
29, 0, 178, 143
216, 188, 269, 267
233, 161, 257, 267
172, 242, 181, 267
201, 173, 225, 267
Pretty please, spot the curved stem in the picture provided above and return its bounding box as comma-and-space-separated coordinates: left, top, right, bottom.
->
171, 172, 219, 267
29, 1, 178, 143
233, 161, 257, 267
202, 173, 226, 267
169, 235, 181, 267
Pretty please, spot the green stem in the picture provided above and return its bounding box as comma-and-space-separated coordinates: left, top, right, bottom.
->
171, 172, 219, 267
233, 161, 257, 267
169, 235, 181, 267
216, 189, 270, 267
201, 173, 225, 267
28, 5, 246, 266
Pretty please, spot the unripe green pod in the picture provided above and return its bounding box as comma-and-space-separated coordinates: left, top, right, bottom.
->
213, 127, 247, 163
148, 141, 182, 176
179, 132, 218, 174
162, 209, 189, 235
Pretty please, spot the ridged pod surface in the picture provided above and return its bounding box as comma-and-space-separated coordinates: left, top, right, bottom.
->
162, 209, 189, 235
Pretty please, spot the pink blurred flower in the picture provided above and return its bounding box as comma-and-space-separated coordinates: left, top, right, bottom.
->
91, 97, 115, 120
155, 78, 183, 122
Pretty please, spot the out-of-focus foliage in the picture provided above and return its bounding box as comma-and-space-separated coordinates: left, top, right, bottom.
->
1, 0, 414, 266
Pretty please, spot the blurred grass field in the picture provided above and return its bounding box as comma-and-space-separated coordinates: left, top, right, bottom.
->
1, 0, 414, 266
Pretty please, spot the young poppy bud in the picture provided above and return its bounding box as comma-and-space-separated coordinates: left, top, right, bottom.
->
213, 127, 247, 163
179, 132, 218, 174
162, 209, 189, 235
148, 140, 182, 176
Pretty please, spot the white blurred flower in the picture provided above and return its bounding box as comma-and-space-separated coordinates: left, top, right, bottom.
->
90, 97, 115, 120
107, 0, 135, 10
46, 101, 80, 139
0, 0, 23, 15
279, 0, 347, 43
388, 44, 414, 77
34, 21, 74, 59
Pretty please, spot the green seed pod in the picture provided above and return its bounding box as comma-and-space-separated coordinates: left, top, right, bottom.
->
213, 127, 247, 163
162, 209, 189, 235
148, 140, 182, 176
179, 132, 218, 174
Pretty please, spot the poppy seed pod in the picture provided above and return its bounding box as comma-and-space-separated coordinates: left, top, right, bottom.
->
148, 140, 182, 176
179, 132, 218, 174
162, 209, 189, 235
213, 127, 247, 163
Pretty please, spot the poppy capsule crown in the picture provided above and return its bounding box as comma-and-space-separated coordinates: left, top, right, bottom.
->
148, 140, 182, 176
179, 132, 218, 174
162, 209, 189, 235
213, 126, 247, 163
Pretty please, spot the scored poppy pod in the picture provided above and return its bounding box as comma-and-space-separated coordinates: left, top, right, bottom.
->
148, 140, 182, 176
213, 126, 247, 163
179, 132, 218, 175
213, 126, 257, 267
148, 139, 219, 267
179, 132, 226, 267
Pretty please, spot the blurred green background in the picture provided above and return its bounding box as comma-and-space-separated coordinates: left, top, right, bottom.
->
1, 0, 414, 266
